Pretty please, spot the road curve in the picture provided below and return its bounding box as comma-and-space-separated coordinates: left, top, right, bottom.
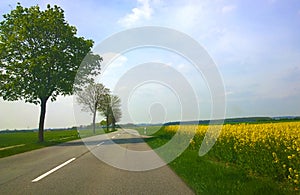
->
0, 129, 194, 194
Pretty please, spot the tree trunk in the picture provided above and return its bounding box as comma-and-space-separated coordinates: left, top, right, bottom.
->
106, 105, 109, 132
112, 117, 115, 131
106, 115, 109, 132
38, 98, 48, 142
112, 122, 115, 131
92, 111, 96, 134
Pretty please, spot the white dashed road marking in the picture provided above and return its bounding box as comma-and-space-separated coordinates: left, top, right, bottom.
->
32, 158, 76, 182
97, 142, 105, 146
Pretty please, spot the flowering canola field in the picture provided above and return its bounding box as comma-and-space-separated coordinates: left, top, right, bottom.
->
165, 122, 300, 189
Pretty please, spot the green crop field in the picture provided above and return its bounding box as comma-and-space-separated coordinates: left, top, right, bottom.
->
0, 130, 79, 158
0, 127, 117, 158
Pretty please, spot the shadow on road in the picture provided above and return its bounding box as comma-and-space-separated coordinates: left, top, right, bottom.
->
58, 137, 151, 147
108, 137, 145, 145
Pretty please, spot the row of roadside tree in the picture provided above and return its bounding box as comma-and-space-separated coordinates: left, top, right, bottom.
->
76, 83, 121, 134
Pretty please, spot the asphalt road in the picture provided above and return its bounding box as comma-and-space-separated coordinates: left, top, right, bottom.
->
0, 129, 194, 194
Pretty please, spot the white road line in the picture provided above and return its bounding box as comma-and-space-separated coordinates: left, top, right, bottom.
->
96, 142, 105, 146
32, 158, 76, 183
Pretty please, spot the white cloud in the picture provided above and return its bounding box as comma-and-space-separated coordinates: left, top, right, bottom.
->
101, 53, 128, 69
175, 63, 194, 74
221, 5, 236, 14
173, 3, 204, 31
160, 1, 215, 34
96, 53, 129, 90
118, 0, 153, 27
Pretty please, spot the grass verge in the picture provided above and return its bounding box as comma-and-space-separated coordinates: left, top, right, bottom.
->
142, 126, 295, 194
0, 128, 110, 158
0, 130, 79, 158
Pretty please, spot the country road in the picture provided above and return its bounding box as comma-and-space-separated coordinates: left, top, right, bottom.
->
0, 129, 194, 194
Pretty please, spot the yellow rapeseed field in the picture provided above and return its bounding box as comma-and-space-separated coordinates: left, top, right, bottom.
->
164, 122, 300, 189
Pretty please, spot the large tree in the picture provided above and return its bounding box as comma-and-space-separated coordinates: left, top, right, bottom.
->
76, 83, 109, 134
0, 4, 101, 142
110, 95, 122, 130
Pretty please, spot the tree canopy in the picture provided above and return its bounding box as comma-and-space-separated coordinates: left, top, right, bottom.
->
99, 94, 122, 131
76, 83, 109, 134
0, 3, 102, 141
76, 82, 122, 133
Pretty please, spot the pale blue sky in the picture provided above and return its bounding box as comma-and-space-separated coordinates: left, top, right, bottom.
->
0, 0, 300, 129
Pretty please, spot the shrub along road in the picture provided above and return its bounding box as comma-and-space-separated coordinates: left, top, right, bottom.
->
0, 129, 194, 194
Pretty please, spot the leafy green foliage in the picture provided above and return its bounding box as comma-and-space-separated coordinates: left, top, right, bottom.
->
0, 3, 101, 141
0, 3, 101, 103
98, 94, 122, 130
